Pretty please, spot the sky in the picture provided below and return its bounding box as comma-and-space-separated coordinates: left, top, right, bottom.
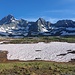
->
0, 0, 75, 23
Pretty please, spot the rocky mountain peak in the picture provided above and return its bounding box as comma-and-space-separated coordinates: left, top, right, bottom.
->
36, 18, 45, 25
0, 14, 15, 25
18, 19, 28, 26
55, 20, 75, 27
19, 19, 28, 23
6, 14, 15, 19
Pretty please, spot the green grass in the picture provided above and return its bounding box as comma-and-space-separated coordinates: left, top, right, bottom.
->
0, 61, 75, 75
2, 36, 75, 44
0, 36, 75, 44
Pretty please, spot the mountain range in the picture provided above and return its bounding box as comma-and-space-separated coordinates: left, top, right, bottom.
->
0, 14, 75, 38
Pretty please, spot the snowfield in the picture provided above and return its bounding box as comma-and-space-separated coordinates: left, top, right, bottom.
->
0, 42, 75, 62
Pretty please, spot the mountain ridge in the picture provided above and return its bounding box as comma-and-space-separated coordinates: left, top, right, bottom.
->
0, 14, 75, 38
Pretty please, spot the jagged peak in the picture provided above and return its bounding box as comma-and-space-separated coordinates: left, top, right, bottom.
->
56, 19, 73, 23
7, 14, 14, 17
37, 18, 45, 21
19, 19, 28, 24
0, 14, 15, 25
5, 14, 15, 20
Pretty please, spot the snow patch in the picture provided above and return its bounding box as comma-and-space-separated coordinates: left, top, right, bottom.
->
0, 42, 75, 62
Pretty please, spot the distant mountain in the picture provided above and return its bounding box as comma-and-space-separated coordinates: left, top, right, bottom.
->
55, 20, 75, 27
0, 14, 75, 38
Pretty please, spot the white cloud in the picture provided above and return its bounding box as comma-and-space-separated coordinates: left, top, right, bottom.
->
45, 9, 75, 14
60, 0, 75, 3
18, 16, 75, 23
24, 17, 59, 23
25, 18, 38, 22
45, 10, 64, 13
47, 18, 59, 23
68, 18, 75, 21
62, 0, 75, 2
41, 16, 59, 23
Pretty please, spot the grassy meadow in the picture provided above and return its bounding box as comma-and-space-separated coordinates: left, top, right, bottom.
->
0, 61, 75, 75
0, 36, 75, 44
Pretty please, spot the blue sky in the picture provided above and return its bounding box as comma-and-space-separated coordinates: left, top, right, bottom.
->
0, 0, 75, 23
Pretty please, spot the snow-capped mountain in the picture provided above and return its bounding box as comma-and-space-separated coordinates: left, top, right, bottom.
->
0, 14, 75, 38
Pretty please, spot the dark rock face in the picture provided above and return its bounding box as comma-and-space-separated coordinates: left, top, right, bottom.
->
68, 51, 75, 54
29, 22, 38, 32
36, 18, 51, 30
55, 20, 75, 27
18, 19, 28, 27
37, 18, 46, 25
70, 59, 75, 62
